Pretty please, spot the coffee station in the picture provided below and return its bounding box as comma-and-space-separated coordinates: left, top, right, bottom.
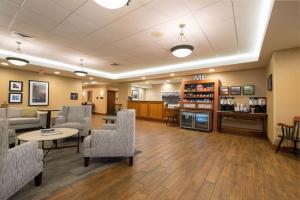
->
179, 76, 268, 137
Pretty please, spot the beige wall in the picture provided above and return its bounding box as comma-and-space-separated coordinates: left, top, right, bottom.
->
145, 83, 181, 101
117, 83, 130, 109
131, 86, 146, 100
266, 48, 300, 144
83, 85, 107, 114
0, 67, 82, 110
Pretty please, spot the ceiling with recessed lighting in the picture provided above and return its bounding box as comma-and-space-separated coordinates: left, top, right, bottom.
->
0, 0, 299, 80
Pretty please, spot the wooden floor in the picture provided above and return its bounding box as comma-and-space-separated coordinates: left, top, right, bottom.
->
48, 115, 300, 200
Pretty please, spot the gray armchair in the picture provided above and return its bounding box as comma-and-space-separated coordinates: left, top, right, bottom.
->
0, 119, 43, 200
53, 106, 92, 140
83, 109, 135, 166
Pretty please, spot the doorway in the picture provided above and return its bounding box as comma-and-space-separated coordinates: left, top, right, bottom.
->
107, 90, 116, 115
87, 91, 93, 102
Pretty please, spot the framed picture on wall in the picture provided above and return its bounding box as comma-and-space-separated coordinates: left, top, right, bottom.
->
9, 81, 23, 92
29, 80, 49, 106
243, 85, 255, 95
9, 93, 22, 103
131, 90, 139, 100
70, 93, 78, 100
230, 86, 241, 95
161, 91, 180, 105
220, 86, 229, 95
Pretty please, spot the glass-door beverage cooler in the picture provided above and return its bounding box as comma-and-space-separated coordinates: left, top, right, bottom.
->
180, 111, 212, 132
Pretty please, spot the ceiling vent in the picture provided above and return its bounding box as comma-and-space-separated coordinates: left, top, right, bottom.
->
11, 31, 34, 39
110, 63, 120, 67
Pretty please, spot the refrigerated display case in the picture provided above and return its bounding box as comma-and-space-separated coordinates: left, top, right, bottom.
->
180, 110, 212, 132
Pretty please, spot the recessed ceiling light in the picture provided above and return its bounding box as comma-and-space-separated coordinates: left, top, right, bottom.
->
89, 77, 94, 80
54, 71, 60, 74
170, 73, 175, 76
145, 81, 150, 84
209, 69, 215, 72
142, 76, 146, 80
1, 62, 8, 66
94, 0, 130, 9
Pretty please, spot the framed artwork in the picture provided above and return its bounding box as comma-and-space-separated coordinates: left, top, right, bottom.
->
8, 93, 22, 103
29, 80, 49, 106
230, 86, 241, 95
243, 85, 255, 95
131, 90, 139, 100
161, 91, 180, 105
70, 93, 78, 100
267, 74, 272, 91
220, 86, 229, 95
9, 81, 23, 92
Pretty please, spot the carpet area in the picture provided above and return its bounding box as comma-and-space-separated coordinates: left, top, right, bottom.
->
10, 138, 141, 200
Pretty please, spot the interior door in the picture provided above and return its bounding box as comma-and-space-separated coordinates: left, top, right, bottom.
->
107, 90, 116, 115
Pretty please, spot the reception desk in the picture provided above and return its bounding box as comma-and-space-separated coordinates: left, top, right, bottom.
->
127, 100, 164, 121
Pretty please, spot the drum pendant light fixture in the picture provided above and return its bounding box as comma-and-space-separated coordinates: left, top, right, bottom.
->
170, 24, 194, 58
94, 0, 131, 9
6, 41, 29, 66
74, 59, 88, 77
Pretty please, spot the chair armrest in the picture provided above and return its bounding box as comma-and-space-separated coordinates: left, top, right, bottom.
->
6, 141, 43, 165
83, 135, 91, 149
102, 124, 116, 130
37, 111, 47, 128
54, 116, 66, 125
90, 130, 118, 147
82, 117, 91, 131
278, 123, 294, 128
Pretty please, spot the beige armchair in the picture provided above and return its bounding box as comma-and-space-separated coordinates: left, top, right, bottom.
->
83, 110, 135, 166
0, 118, 43, 200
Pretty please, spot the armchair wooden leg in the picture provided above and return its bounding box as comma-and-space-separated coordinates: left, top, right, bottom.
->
84, 157, 90, 167
80, 136, 85, 142
9, 143, 15, 148
275, 137, 284, 153
34, 172, 43, 186
129, 156, 133, 166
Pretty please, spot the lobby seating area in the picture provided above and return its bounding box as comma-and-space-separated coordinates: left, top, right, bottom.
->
0, 0, 299, 200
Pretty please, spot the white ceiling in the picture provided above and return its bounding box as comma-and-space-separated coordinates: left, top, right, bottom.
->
0, 0, 296, 80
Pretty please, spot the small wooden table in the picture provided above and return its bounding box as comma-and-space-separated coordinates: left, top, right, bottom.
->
38, 109, 60, 128
17, 128, 79, 160
102, 115, 117, 124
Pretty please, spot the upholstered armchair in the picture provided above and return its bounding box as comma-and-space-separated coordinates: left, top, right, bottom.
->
0, 119, 43, 200
53, 106, 92, 140
83, 109, 135, 166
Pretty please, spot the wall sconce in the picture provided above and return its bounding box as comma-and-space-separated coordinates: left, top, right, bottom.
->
99, 90, 104, 99
82, 92, 85, 96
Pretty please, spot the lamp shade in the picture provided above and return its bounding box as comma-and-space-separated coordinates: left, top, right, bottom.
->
170, 45, 194, 58
6, 57, 29, 66
94, 0, 129, 9
74, 71, 88, 77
